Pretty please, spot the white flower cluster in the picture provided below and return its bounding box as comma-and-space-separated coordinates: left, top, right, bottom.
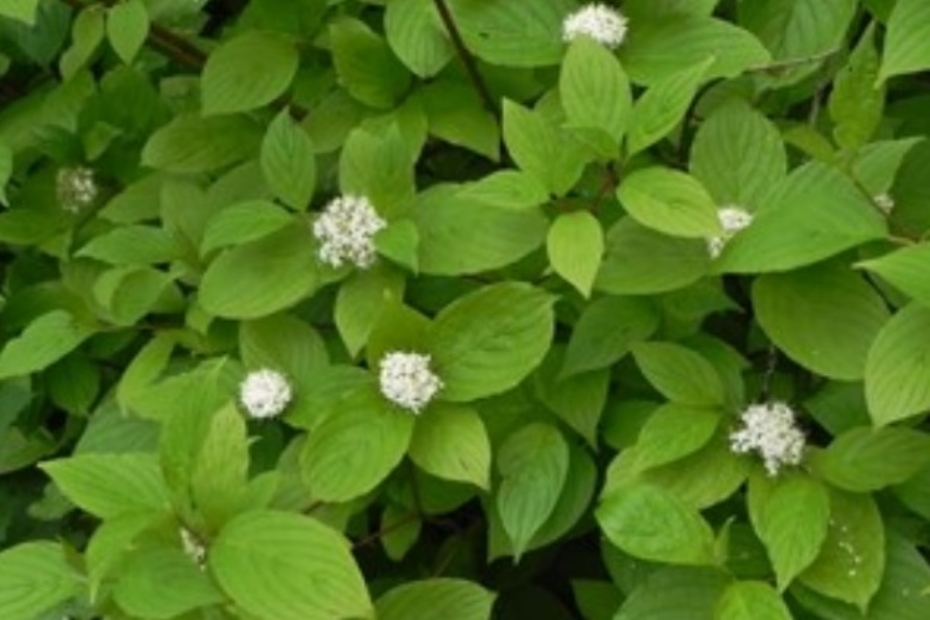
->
729, 402, 805, 476
562, 3, 628, 49
707, 206, 754, 259
180, 527, 207, 567
239, 369, 292, 419
56, 166, 98, 213
378, 351, 443, 414
312, 195, 386, 269
874, 193, 895, 215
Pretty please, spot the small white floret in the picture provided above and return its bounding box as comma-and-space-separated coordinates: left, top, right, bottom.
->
563, 4, 628, 49
707, 205, 754, 259
312, 195, 387, 269
874, 193, 895, 215
378, 351, 443, 413
239, 369, 292, 419
180, 527, 207, 567
729, 402, 805, 476
56, 166, 98, 213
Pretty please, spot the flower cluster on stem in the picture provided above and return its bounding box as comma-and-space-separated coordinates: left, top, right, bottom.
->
707, 205, 753, 259
729, 401, 805, 476
312, 194, 387, 269
378, 351, 443, 414
56, 166, 98, 213
239, 369, 292, 420
562, 4, 629, 49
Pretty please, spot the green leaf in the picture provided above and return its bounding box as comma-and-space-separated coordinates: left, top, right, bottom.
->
199, 223, 320, 319
40, 452, 170, 519
260, 110, 316, 210
240, 313, 327, 381
201, 31, 298, 115
714, 162, 887, 273
200, 200, 293, 255
631, 342, 725, 407
597, 483, 717, 565
375, 578, 495, 620
596, 217, 711, 295
0, 311, 95, 380
142, 113, 262, 174
536, 357, 610, 446
562, 295, 659, 378
496, 422, 570, 558
619, 14, 770, 85
866, 303, 930, 425
429, 282, 555, 401
628, 60, 710, 156
715, 581, 791, 620
814, 426, 930, 492
614, 566, 732, 620
858, 242, 930, 307
502, 99, 590, 196
633, 404, 721, 471
547, 211, 604, 297
0, 140, 11, 205
798, 490, 884, 612
617, 168, 722, 238
457, 170, 549, 211
409, 403, 491, 490
77, 225, 177, 265
689, 100, 786, 208
330, 17, 411, 109
448, 0, 574, 67
187, 404, 251, 528
560, 37, 632, 146
0, 0, 39, 25
829, 25, 885, 151
209, 510, 372, 620
572, 580, 623, 620
752, 262, 890, 381
335, 265, 405, 357
747, 473, 830, 591
60, 6, 105, 80
106, 0, 148, 64
419, 80, 500, 160
879, 0, 930, 81
113, 549, 224, 620
339, 124, 415, 214
0, 542, 82, 620
300, 388, 413, 502
385, 0, 453, 78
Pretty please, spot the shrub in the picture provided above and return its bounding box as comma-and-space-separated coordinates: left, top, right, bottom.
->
2, 0, 930, 618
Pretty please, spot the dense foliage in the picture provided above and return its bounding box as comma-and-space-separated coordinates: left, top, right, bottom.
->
2, 0, 930, 618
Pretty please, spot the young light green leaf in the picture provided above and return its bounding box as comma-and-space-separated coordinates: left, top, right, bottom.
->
0, 542, 82, 620
0, 311, 95, 380
429, 282, 555, 401
60, 6, 105, 80
0, 0, 39, 25
40, 452, 170, 519
597, 483, 717, 565
633, 404, 721, 472
339, 124, 415, 215
209, 510, 372, 620
384, 0, 453, 78
866, 303, 930, 425
409, 403, 491, 489
799, 490, 885, 612
715, 581, 792, 620
335, 265, 405, 358
617, 168, 721, 238
261, 110, 316, 210
200, 200, 293, 255
496, 422, 570, 559
300, 388, 413, 503
419, 80, 500, 160
613, 566, 732, 619
113, 549, 224, 620
142, 113, 262, 174
858, 242, 930, 307
77, 224, 177, 265
748, 472, 830, 591
829, 25, 884, 151
631, 341, 725, 406
106, 0, 148, 64
376, 578, 495, 620
752, 262, 890, 381
814, 426, 930, 492
547, 211, 604, 297
201, 31, 298, 115
690, 100, 786, 207
879, 0, 930, 82
199, 223, 320, 320
330, 16, 411, 109
627, 59, 709, 155
560, 36, 631, 146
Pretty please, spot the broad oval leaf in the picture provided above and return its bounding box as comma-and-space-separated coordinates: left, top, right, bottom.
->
0, 542, 82, 620
375, 578, 495, 620
260, 110, 317, 210
879, 0, 930, 82
409, 403, 491, 490
142, 114, 262, 174
0, 311, 95, 380
385, 0, 453, 78
631, 341, 725, 406
201, 31, 298, 115
628, 59, 710, 156
429, 282, 555, 401
858, 242, 930, 307
618, 168, 721, 238
113, 549, 224, 620
209, 510, 372, 620
547, 210, 604, 297
814, 427, 930, 492
560, 36, 631, 145
715, 581, 792, 620
597, 483, 716, 565
106, 0, 148, 64
865, 303, 930, 425
496, 422, 570, 559
752, 262, 890, 381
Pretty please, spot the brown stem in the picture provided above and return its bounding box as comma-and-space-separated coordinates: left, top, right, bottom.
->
432, 0, 496, 114
352, 512, 420, 550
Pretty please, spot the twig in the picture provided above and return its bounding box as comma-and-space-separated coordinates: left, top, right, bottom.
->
747, 48, 842, 75
352, 511, 420, 550
432, 0, 496, 114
